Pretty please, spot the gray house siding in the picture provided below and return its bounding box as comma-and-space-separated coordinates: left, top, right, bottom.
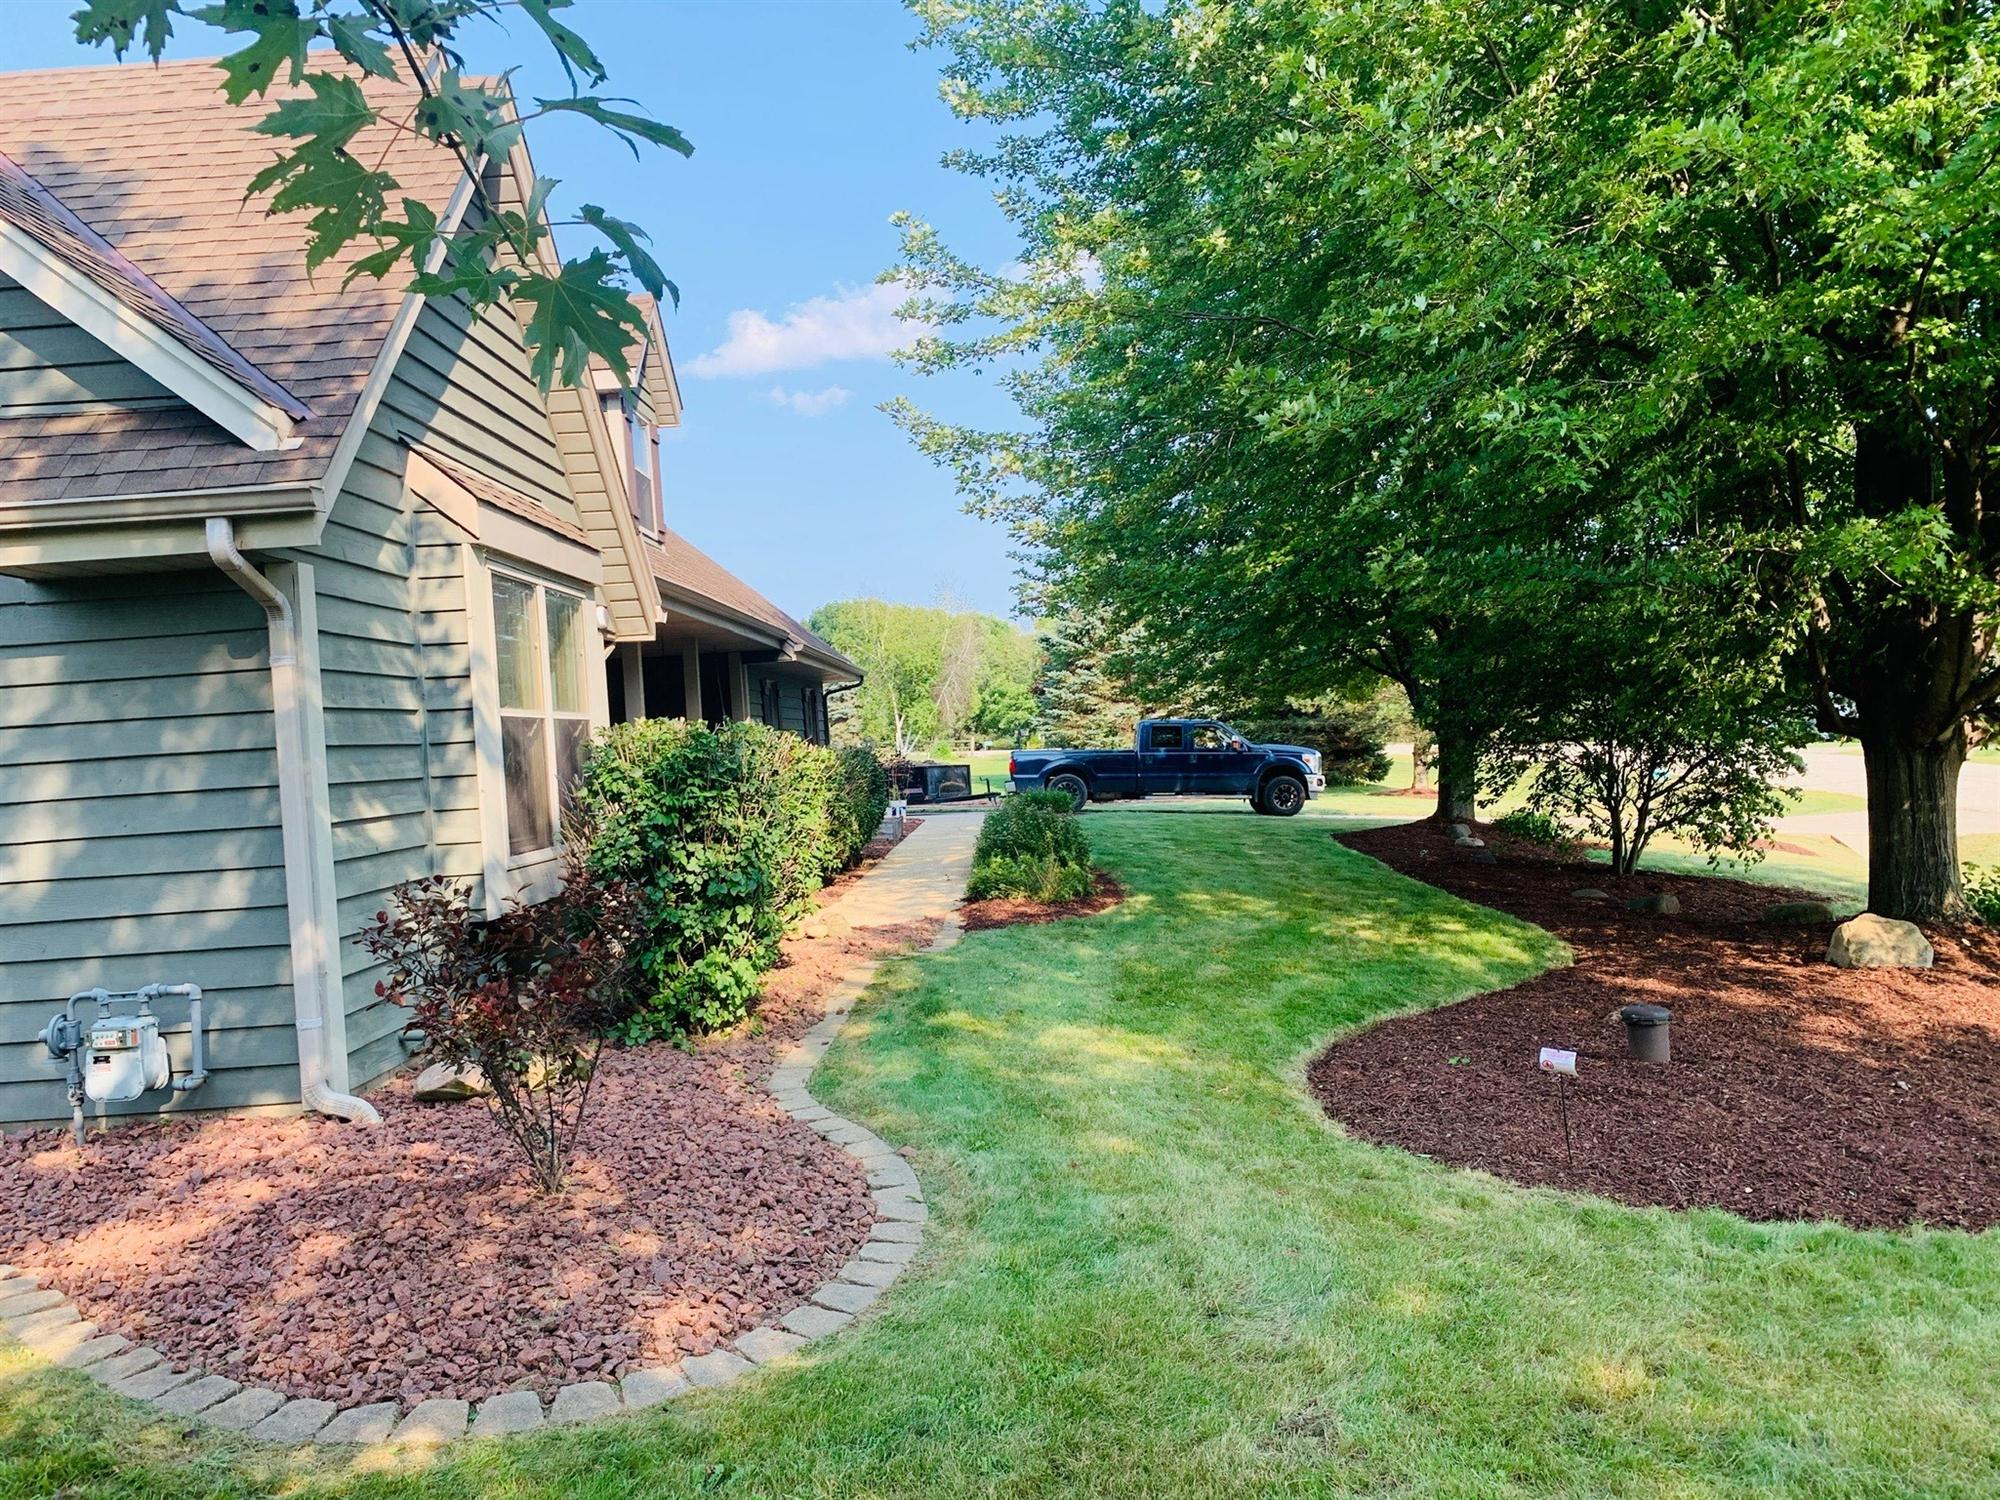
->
0, 276, 606, 1122
0, 571, 299, 1126
297, 290, 588, 1092
0, 272, 178, 416
750, 673, 819, 741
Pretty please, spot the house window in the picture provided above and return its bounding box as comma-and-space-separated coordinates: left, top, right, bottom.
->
493, 572, 589, 857
606, 392, 660, 533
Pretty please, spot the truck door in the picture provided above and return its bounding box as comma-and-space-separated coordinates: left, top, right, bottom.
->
1140, 720, 1191, 793
1188, 722, 1261, 795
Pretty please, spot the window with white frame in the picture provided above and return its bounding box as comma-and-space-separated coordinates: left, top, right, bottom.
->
604, 391, 660, 533
492, 572, 590, 857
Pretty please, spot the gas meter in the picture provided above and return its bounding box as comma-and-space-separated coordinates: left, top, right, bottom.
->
83, 1012, 172, 1102
40, 985, 208, 1143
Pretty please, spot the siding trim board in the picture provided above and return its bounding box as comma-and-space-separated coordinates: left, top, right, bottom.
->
0, 219, 302, 452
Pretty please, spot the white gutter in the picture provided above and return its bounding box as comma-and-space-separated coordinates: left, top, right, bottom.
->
205, 517, 380, 1126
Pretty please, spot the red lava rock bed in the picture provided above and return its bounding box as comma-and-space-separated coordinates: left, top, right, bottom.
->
0, 882, 935, 1412
1310, 820, 2000, 1231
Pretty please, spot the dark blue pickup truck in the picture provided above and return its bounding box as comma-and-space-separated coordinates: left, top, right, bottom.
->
1009, 719, 1326, 816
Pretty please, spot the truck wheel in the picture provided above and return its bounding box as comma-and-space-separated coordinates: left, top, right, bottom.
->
1047, 773, 1089, 812
1260, 774, 1307, 817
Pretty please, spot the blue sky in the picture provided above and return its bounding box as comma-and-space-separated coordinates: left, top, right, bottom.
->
10, 0, 1026, 621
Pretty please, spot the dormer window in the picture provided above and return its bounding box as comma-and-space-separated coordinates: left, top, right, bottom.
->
628, 394, 660, 536
608, 390, 661, 534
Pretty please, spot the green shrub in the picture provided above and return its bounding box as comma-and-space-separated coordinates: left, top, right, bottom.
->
831, 747, 891, 864
577, 719, 862, 1038
1491, 807, 1578, 853
967, 794, 1095, 902
1013, 788, 1077, 815
1963, 863, 2000, 924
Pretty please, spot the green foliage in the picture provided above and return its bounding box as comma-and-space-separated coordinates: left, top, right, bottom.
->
71, 0, 689, 389
1034, 607, 1141, 747
8, 815, 1997, 1496
1228, 702, 1393, 785
1489, 809, 1580, 859
1962, 865, 2000, 926
1492, 592, 1810, 876
966, 793, 1094, 902
575, 720, 877, 1038
832, 747, 894, 865
895, 0, 2000, 919
809, 597, 1040, 753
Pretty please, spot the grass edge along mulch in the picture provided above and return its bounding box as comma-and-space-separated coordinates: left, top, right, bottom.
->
959, 869, 1125, 931
1313, 818, 2000, 1230
6, 811, 2000, 1498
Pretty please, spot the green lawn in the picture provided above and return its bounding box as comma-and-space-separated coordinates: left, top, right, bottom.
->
7, 813, 1999, 1497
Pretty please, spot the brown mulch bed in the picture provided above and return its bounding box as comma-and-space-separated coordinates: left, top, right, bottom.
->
961, 870, 1127, 932
1309, 820, 2000, 1231
0, 902, 936, 1412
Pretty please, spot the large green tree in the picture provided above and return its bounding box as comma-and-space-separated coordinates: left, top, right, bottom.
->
809, 597, 1040, 753
896, 0, 2000, 920
73, 0, 690, 388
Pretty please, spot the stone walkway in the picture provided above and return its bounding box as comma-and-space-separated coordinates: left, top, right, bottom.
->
0, 817, 981, 1449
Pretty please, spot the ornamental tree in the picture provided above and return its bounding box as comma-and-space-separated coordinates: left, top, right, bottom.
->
73, 0, 690, 388
361, 854, 645, 1193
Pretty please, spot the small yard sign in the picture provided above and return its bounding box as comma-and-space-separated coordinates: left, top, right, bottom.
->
1538, 1046, 1578, 1171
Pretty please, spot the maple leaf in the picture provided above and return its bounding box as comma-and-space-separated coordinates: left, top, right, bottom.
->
534, 96, 693, 160
579, 204, 675, 309
514, 251, 648, 391
71, 0, 181, 62
191, 0, 315, 104
254, 73, 377, 155
325, 13, 398, 81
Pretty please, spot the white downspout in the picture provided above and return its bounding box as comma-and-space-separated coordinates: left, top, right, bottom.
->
206, 518, 380, 1125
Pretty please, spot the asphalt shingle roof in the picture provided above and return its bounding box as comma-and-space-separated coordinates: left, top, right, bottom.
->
0, 54, 467, 503
645, 530, 858, 677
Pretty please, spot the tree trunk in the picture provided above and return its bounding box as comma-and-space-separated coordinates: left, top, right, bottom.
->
1859, 726, 1968, 921
1840, 418, 1978, 924
1433, 731, 1478, 823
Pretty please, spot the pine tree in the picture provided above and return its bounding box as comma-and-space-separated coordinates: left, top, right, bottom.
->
1035, 610, 1140, 747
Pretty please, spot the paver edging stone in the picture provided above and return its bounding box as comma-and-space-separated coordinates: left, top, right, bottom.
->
0, 915, 952, 1450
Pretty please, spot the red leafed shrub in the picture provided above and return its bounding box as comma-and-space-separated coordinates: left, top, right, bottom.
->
360, 854, 645, 1193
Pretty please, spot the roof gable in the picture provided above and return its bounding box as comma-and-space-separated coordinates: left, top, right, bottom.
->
0, 150, 306, 450
0, 54, 469, 507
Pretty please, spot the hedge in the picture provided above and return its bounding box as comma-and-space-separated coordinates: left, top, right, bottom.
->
831, 746, 892, 865
576, 720, 888, 1037
966, 790, 1095, 902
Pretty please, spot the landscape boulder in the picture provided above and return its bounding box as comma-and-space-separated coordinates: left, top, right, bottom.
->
413, 1062, 490, 1102
1447, 823, 1472, 841
1827, 913, 1934, 970
1626, 892, 1681, 916
1762, 900, 1839, 925
1571, 888, 1611, 902
1461, 847, 1498, 864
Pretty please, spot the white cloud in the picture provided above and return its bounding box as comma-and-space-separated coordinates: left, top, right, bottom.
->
689, 281, 922, 378
766, 384, 853, 417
